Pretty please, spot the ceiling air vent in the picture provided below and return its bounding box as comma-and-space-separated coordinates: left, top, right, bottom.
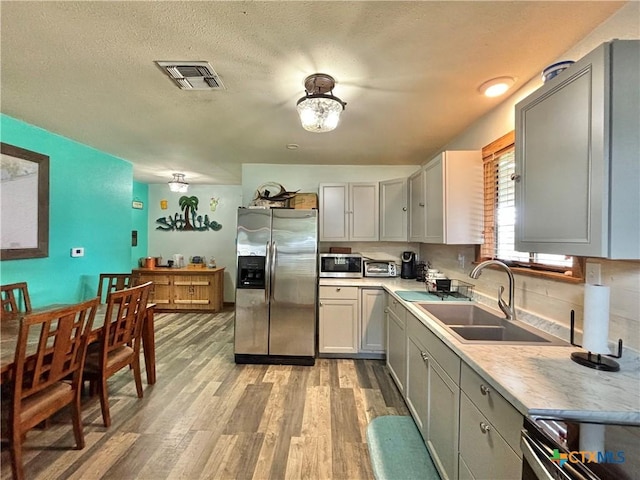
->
155, 61, 225, 90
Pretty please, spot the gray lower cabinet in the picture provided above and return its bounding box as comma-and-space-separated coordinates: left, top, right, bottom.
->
386, 294, 407, 393
360, 288, 385, 353
406, 312, 460, 480
458, 363, 523, 480
318, 286, 359, 354
386, 294, 525, 480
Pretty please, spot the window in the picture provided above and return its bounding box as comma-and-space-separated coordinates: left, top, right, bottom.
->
479, 131, 584, 281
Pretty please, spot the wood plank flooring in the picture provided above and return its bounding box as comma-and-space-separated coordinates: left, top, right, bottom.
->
1, 308, 409, 479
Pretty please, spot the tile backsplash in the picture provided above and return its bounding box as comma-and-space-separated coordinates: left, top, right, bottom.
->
420, 244, 640, 353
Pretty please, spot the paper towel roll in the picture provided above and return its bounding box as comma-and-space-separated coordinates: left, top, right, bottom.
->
583, 284, 610, 354
579, 423, 605, 453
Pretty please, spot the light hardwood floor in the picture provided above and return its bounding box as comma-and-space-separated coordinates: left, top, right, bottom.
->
1, 307, 409, 479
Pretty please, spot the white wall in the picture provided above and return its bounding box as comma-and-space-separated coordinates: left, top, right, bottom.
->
147, 184, 243, 302
425, 3, 640, 352
242, 164, 419, 207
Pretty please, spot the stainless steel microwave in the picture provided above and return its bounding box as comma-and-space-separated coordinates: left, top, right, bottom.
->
319, 253, 363, 278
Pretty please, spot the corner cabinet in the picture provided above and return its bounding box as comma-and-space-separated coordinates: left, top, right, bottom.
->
379, 177, 408, 242
408, 151, 483, 244
408, 168, 426, 242
132, 267, 225, 313
515, 40, 640, 259
319, 183, 379, 241
360, 288, 385, 353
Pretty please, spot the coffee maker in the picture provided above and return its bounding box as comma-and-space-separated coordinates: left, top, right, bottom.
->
401, 251, 417, 279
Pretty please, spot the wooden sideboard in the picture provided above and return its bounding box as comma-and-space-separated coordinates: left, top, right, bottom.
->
132, 267, 225, 313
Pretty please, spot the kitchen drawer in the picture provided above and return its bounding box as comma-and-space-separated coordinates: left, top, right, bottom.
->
319, 286, 358, 300
408, 313, 460, 383
386, 294, 407, 323
459, 393, 521, 480
461, 362, 523, 452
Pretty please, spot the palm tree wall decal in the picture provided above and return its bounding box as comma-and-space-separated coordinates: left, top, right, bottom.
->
179, 195, 199, 231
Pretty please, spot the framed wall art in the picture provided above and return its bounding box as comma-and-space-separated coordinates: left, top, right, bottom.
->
1, 142, 50, 260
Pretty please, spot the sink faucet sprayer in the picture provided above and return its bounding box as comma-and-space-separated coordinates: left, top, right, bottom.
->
469, 260, 516, 321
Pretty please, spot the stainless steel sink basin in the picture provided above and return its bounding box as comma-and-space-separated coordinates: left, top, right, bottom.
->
416, 304, 503, 326
416, 303, 568, 346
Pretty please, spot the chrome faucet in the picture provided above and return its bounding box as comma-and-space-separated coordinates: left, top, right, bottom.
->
469, 260, 516, 321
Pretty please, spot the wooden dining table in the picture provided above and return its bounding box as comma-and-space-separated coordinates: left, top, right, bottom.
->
0, 302, 157, 386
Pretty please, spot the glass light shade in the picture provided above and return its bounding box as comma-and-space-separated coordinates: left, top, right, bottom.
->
168, 173, 189, 193
297, 95, 344, 133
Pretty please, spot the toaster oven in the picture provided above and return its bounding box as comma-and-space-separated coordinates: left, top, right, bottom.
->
364, 261, 397, 277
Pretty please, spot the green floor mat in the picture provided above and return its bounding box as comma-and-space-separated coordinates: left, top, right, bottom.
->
366, 415, 441, 480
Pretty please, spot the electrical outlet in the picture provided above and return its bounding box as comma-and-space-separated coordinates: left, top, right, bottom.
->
585, 261, 601, 285
458, 253, 465, 270
71, 247, 84, 258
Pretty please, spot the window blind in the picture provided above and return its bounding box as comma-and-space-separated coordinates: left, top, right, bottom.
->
481, 131, 573, 270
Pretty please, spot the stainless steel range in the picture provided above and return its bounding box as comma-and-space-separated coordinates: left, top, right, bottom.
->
521, 415, 640, 480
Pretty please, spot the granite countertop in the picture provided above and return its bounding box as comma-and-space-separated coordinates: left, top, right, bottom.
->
319, 277, 640, 424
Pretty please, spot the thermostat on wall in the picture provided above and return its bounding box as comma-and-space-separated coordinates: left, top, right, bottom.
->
71, 247, 84, 257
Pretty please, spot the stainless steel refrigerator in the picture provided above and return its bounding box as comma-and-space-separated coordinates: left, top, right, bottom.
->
234, 208, 318, 365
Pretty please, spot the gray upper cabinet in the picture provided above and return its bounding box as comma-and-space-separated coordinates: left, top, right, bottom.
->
408, 168, 426, 242
408, 151, 483, 244
319, 182, 379, 241
380, 177, 408, 242
515, 40, 639, 259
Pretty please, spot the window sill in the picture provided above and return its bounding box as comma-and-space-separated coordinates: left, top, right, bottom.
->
509, 266, 583, 284
473, 254, 585, 284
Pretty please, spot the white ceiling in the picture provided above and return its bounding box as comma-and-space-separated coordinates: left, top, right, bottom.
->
0, 1, 626, 185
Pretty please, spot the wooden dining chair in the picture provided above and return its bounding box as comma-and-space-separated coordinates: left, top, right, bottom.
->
1, 282, 32, 320
83, 282, 152, 428
8, 297, 99, 480
97, 273, 133, 303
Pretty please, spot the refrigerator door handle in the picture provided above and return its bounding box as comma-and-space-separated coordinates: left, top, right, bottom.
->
270, 241, 277, 299
265, 241, 271, 302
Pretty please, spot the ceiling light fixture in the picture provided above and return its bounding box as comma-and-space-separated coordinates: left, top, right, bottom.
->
168, 173, 189, 193
479, 76, 515, 97
296, 73, 346, 133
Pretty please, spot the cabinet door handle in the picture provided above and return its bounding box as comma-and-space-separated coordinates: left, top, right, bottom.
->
480, 422, 491, 434
319, 302, 323, 306
418, 202, 425, 207
336, 287, 341, 292
480, 384, 491, 396
511, 173, 521, 182
402, 206, 407, 212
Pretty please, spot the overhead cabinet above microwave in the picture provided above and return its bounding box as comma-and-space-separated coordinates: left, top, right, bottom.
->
319, 182, 379, 241
515, 40, 639, 259
408, 150, 483, 244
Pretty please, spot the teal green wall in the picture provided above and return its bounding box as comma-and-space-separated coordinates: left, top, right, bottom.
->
0, 114, 142, 307
131, 181, 148, 267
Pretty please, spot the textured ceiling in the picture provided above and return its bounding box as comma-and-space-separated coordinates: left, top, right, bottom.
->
0, 1, 625, 185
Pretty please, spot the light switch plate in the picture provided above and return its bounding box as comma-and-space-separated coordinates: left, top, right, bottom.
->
71, 247, 84, 257
585, 261, 601, 285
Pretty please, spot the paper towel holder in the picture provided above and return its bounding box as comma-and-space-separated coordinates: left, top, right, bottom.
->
569, 310, 622, 372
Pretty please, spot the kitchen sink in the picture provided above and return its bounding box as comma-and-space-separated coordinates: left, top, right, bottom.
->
416, 303, 568, 346
415, 304, 503, 326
